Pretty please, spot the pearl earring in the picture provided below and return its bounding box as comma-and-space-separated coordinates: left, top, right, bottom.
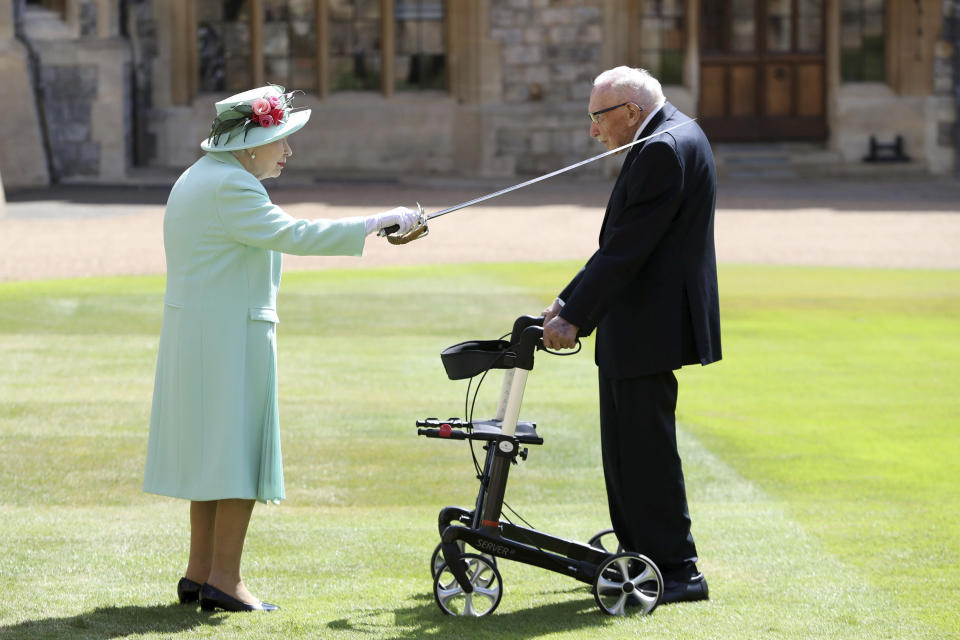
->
251, 152, 256, 159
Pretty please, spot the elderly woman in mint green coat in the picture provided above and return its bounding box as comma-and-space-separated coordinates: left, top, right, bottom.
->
143, 86, 423, 613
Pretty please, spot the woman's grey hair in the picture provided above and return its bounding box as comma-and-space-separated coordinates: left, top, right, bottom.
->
593, 66, 665, 109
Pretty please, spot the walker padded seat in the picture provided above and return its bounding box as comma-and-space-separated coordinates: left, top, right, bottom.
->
441, 340, 515, 380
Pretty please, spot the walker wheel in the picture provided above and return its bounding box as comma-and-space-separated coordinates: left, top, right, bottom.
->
433, 553, 503, 617
593, 552, 662, 616
587, 528, 624, 554
430, 541, 496, 582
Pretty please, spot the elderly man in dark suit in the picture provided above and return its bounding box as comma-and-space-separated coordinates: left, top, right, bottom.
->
542, 66, 721, 605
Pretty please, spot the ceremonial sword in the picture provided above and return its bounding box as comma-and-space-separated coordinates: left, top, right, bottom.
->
380, 118, 697, 243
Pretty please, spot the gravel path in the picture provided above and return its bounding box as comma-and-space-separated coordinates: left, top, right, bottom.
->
2, 174, 959, 282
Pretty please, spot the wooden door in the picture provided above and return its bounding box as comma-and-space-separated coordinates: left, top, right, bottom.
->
699, 0, 826, 141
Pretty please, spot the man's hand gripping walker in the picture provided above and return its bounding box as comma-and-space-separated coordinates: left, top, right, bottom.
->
415, 315, 664, 617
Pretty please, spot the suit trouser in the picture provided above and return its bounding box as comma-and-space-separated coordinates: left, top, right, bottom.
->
598, 369, 698, 578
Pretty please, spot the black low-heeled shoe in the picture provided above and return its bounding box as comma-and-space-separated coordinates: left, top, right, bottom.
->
660, 573, 709, 605
199, 583, 279, 612
177, 577, 202, 604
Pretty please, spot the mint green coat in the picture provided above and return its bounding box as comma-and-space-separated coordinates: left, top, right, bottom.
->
143, 152, 366, 503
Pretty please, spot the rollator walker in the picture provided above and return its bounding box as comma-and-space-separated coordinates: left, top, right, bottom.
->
416, 315, 664, 617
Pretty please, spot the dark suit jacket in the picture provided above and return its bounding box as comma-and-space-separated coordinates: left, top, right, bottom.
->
558, 102, 721, 378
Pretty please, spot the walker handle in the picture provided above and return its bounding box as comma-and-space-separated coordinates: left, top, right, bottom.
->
510, 315, 544, 344
512, 325, 544, 371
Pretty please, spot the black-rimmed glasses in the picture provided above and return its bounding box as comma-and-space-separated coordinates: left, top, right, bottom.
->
589, 102, 642, 124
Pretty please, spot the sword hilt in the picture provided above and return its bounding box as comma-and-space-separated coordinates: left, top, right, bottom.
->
377, 203, 428, 243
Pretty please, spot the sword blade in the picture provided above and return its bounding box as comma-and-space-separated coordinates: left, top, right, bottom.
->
426, 118, 696, 221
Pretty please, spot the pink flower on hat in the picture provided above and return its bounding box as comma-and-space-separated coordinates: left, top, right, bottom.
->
251, 98, 271, 116
270, 107, 285, 123
258, 113, 275, 128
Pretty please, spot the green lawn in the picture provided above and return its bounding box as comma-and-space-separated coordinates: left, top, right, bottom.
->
0, 263, 957, 639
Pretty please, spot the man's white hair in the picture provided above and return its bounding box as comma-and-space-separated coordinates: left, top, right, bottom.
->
593, 66, 665, 108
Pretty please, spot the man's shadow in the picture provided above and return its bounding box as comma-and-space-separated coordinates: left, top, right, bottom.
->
0, 604, 223, 640
327, 590, 624, 639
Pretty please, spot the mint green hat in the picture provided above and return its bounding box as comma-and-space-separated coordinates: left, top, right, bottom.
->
201, 85, 311, 152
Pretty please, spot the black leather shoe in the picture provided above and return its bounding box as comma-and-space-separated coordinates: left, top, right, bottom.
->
177, 577, 202, 604
660, 572, 709, 605
199, 583, 279, 612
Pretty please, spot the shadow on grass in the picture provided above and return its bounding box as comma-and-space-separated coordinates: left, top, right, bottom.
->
0, 604, 224, 640
328, 591, 619, 639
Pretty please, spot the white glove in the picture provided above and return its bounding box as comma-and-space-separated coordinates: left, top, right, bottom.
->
364, 206, 420, 236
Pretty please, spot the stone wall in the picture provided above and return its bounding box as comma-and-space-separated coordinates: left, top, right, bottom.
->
0, 0, 51, 189
478, 0, 694, 177
492, 0, 603, 104
41, 63, 100, 177
487, 0, 606, 176
28, 37, 131, 182
0, 0, 131, 186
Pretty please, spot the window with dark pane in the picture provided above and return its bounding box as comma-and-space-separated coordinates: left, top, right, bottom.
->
701, 0, 753, 55
765, 0, 791, 52
198, 0, 252, 92
841, 0, 884, 82
637, 0, 684, 85
396, 0, 446, 91
766, 0, 822, 53
330, 0, 382, 91
797, 0, 823, 52
729, 0, 756, 54
700, 1, 724, 53
263, 0, 317, 91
